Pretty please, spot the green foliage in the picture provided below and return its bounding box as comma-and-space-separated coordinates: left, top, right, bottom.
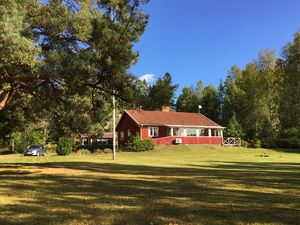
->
176, 81, 220, 123
138, 73, 178, 110
248, 138, 261, 148
10, 131, 44, 153
45, 143, 57, 153
56, 137, 73, 155
241, 140, 249, 148
276, 137, 300, 149
224, 115, 244, 137
30, 131, 44, 144
77, 142, 112, 152
128, 135, 155, 152
280, 128, 300, 138
261, 137, 278, 149
75, 149, 91, 155
279, 33, 300, 131
10, 132, 28, 153
176, 86, 200, 112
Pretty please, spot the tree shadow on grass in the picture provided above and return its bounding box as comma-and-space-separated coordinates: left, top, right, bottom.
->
0, 161, 299, 225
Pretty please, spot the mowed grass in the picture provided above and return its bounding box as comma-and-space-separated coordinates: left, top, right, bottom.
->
0, 145, 299, 225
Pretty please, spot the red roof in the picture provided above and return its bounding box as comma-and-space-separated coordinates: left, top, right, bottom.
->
125, 110, 223, 127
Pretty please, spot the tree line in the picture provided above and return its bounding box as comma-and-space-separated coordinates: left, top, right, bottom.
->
0, 0, 299, 149
135, 33, 300, 148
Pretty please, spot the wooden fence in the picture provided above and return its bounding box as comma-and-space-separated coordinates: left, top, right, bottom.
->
222, 137, 241, 147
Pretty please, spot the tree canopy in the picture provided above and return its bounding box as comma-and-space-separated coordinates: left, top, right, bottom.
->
0, 0, 149, 110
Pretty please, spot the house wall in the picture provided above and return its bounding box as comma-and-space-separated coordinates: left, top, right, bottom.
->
116, 113, 140, 147
140, 126, 168, 139
152, 136, 222, 145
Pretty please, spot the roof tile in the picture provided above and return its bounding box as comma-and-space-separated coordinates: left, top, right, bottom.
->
126, 110, 222, 127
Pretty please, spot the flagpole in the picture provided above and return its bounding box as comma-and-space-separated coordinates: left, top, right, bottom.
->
112, 93, 116, 160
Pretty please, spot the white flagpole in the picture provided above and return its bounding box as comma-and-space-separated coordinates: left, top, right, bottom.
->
112, 93, 116, 160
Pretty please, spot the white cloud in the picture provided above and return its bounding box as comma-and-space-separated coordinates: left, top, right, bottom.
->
139, 74, 156, 84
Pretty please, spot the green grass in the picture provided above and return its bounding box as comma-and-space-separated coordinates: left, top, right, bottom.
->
0, 145, 299, 225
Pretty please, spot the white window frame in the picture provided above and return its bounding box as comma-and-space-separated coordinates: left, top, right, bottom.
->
148, 127, 159, 137
120, 131, 124, 140
128, 129, 131, 137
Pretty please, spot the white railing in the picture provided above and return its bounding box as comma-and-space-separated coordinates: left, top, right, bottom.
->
223, 137, 241, 147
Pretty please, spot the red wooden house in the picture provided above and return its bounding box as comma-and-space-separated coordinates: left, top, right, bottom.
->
116, 107, 224, 148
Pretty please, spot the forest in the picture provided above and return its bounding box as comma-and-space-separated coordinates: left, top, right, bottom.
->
0, 0, 299, 150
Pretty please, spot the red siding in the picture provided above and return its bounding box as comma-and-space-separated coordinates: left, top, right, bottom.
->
140, 126, 168, 140
140, 126, 149, 139
116, 113, 140, 147
153, 136, 222, 145
117, 113, 222, 147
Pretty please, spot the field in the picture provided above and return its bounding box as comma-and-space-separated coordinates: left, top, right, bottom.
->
0, 145, 299, 225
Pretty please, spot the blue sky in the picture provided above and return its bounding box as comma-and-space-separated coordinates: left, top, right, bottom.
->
131, 0, 300, 93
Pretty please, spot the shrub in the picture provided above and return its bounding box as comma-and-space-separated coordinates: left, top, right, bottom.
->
103, 148, 113, 154
76, 142, 112, 152
261, 138, 278, 149
75, 149, 91, 155
128, 135, 155, 152
142, 139, 155, 151
10, 132, 28, 153
248, 138, 261, 148
241, 140, 248, 148
93, 149, 103, 154
276, 137, 300, 149
45, 143, 57, 153
56, 137, 73, 155
281, 128, 300, 139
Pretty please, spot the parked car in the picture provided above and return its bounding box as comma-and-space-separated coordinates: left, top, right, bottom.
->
24, 144, 46, 156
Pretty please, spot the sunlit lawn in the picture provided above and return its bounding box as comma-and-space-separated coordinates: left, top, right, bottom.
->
0, 145, 299, 225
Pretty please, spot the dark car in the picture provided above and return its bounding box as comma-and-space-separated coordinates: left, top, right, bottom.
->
24, 144, 46, 156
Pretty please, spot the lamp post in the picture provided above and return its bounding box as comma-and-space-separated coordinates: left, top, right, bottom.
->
198, 105, 202, 113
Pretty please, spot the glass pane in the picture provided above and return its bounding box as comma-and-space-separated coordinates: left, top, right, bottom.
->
173, 128, 184, 136
186, 128, 197, 136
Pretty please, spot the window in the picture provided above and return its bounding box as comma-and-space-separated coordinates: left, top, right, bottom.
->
97, 139, 108, 144
149, 127, 159, 137
167, 127, 172, 136
120, 131, 124, 140
198, 129, 205, 136
128, 129, 131, 137
82, 138, 88, 145
186, 128, 197, 136
213, 129, 220, 137
173, 128, 185, 136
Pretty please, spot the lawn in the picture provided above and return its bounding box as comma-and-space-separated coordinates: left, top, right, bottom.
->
0, 145, 299, 225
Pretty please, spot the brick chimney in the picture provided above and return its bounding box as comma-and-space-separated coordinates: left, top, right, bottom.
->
161, 106, 171, 112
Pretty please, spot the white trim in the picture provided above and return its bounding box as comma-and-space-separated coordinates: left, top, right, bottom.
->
140, 124, 225, 129
116, 110, 141, 130
148, 126, 159, 137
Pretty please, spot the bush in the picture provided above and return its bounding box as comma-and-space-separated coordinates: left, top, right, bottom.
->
276, 137, 300, 149
10, 131, 45, 153
76, 142, 112, 152
281, 128, 300, 139
241, 140, 248, 148
56, 137, 73, 155
248, 138, 261, 148
45, 143, 57, 153
93, 149, 103, 154
128, 135, 155, 152
261, 138, 278, 149
10, 132, 28, 153
103, 148, 113, 154
75, 149, 91, 155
